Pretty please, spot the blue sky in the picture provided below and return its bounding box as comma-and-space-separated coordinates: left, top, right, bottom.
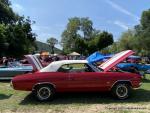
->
11, 0, 150, 48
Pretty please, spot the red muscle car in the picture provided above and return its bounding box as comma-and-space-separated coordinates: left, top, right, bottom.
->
11, 50, 142, 101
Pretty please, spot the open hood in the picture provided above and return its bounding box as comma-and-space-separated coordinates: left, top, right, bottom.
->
25, 55, 43, 71
99, 50, 134, 72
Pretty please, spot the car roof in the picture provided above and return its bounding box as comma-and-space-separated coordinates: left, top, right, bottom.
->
40, 60, 88, 72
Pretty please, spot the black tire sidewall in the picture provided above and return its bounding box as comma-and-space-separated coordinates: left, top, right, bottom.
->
111, 83, 131, 99
34, 85, 55, 101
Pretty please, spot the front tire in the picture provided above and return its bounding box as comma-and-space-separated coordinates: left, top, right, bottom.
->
34, 85, 55, 101
111, 83, 131, 99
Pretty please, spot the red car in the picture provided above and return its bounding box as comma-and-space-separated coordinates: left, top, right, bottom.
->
11, 50, 142, 101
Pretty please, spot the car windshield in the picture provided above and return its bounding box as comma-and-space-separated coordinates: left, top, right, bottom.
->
88, 63, 103, 72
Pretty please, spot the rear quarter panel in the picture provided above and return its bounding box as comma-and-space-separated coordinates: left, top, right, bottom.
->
103, 72, 141, 90
12, 72, 68, 92
12, 73, 38, 91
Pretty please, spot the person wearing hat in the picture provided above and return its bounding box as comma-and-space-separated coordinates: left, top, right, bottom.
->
2, 57, 8, 66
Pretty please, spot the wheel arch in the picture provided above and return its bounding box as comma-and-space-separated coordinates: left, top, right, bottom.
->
111, 80, 132, 89
32, 82, 56, 91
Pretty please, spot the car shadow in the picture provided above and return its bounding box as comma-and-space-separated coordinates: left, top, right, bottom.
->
0, 94, 12, 100
142, 78, 150, 83
0, 80, 11, 83
20, 89, 150, 105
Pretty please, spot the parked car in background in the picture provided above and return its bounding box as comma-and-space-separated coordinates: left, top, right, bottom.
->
11, 50, 141, 101
0, 58, 34, 80
126, 55, 141, 63
117, 62, 150, 72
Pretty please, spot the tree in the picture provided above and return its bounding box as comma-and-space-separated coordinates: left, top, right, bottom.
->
0, 24, 8, 57
61, 17, 81, 53
139, 9, 150, 53
141, 9, 150, 30
0, 0, 37, 57
0, 0, 17, 24
61, 17, 114, 55
105, 9, 150, 56
80, 17, 93, 39
61, 17, 93, 53
95, 31, 113, 50
5, 17, 36, 57
133, 9, 150, 55
1, 0, 11, 6
118, 29, 136, 50
106, 42, 120, 54
47, 37, 58, 54
73, 37, 87, 55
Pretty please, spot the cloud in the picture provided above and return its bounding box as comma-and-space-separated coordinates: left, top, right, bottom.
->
11, 3, 24, 14
113, 21, 129, 30
32, 25, 51, 32
106, 0, 140, 22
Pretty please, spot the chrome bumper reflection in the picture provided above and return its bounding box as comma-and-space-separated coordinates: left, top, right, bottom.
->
10, 80, 14, 89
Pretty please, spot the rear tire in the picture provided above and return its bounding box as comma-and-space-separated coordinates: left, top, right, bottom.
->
111, 83, 131, 99
33, 85, 55, 101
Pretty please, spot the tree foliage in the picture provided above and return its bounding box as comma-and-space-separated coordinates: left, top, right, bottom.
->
47, 37, 58, 54
0, 0, 17, 24
61, 17, 113, 55
119, 30, 136, 50
138, 9, 150, 53
0, 24, 7, 56
0, 0, 36, 57
107, 9, 150, 56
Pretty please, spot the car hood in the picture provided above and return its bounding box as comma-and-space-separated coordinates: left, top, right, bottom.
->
25, 55, 43, 71
99, 50, 134, 72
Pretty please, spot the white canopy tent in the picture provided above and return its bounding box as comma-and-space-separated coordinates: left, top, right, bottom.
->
68, 52, 80, 56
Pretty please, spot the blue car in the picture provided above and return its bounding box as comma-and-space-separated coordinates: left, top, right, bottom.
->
0, 61, 33, 80
117, 63, 150, 72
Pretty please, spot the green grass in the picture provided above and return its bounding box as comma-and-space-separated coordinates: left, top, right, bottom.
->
0, 75, 150, 113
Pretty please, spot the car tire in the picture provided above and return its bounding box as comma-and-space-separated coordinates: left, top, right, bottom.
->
34, 85, 55, 101
111, 83, 131, 100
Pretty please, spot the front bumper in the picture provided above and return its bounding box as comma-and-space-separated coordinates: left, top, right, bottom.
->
139, 82, 142, 86
132, 82, 142, 90
10, 80, 14, 89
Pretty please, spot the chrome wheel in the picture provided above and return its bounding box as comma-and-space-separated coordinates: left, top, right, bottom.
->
116, 84, 128, 98
37, 87, 51, 100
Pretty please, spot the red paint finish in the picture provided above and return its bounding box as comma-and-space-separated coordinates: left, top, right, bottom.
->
12, 71, 141, 93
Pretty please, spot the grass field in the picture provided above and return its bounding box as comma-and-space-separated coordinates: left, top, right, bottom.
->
0, 76, 150, 113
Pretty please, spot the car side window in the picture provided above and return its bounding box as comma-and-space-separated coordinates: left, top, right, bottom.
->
57, 64, 71, 73
58, 63, 94, 73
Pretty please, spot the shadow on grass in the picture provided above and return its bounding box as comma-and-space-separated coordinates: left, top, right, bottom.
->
20, 89, 150, 105
0, 94, 12, 100
142, 79, 150, 83
0, 80, 11, 83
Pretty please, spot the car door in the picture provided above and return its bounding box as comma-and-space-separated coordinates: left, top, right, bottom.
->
55, 64, 74, 92
50, 72, 70, 92
67, 63, 109, 92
